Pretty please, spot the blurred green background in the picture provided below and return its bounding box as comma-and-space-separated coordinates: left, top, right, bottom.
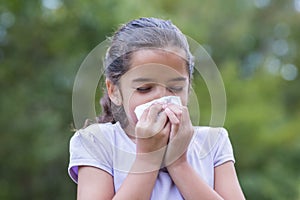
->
1, 0, 299, 199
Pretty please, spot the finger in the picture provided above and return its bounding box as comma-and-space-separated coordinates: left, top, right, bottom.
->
165, 107, 180, 124
164, 103, 183, 119
180, 106, 191, 124
170, 123, 179, 139
161, 121, 171, 137
152, 110, 168, 133
139, 106, 150, 122
139, 103, 163, 122
148, 104, 169, 135
147, 103, 164, 123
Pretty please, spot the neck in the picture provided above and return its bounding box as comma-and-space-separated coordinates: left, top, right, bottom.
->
123, 122, 137, 144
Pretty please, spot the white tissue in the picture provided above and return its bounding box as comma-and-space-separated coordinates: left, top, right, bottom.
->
134, 96, 182, 120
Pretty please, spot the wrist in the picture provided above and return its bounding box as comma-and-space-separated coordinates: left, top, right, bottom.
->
166, 157, 189, 173
131, 148, 166, 174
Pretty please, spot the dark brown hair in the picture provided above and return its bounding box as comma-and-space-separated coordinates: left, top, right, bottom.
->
97, 17, 194, 128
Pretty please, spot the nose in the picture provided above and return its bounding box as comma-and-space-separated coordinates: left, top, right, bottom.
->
154, 85, 173, 98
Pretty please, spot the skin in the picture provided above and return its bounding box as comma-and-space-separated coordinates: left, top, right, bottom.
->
77, 49, 246, 200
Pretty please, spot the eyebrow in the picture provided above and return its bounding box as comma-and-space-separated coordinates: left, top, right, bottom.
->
132, 78, 156, 83
132, 77, 187, 83
167, 77, 187, 82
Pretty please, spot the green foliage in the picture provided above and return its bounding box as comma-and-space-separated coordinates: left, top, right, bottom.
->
1, 0, 299, 199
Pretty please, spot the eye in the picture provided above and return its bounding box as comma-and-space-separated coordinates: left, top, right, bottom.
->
168, 86, 183, 93
136, 87, 152, 93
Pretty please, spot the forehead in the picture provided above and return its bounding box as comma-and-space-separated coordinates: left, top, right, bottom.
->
121, 49, 188, 83
130, 48, 187, 70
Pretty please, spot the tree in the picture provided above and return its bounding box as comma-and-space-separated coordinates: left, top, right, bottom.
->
0, 0, 299, 199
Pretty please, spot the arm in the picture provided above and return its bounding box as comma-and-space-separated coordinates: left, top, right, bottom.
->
77, 166, 114, 200
214, 161, 246, 199
164, 104, 245, 199
113, 104, 170, 199
113, 172, 159, 199
77, 104, 170, 200
77, 155, 162, 200
167, 161, 224, 200
167, 160, 245, 200
165, 105, 222, 199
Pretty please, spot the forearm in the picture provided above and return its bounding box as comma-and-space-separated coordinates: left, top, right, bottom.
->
167, 162, 223, 200
113, 153, 163, 200
113, 171, 158, 200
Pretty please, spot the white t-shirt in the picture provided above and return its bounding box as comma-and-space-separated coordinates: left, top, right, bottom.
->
68, 122, 235, 199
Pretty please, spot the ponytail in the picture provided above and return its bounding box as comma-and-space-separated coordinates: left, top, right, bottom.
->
96, 90, 128, 127
97, 90, 115, 124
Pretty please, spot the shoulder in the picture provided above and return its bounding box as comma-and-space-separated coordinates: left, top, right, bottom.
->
190, 126, 231, 158
79, 122, 120, 135
70, 122, 120, 143
192, 126, 229, 143
68, 123, 120, 183
69, 122, 123, 159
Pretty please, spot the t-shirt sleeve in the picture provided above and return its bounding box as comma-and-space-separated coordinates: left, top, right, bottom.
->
213, 128, 235, 167
68, 124, 113, 183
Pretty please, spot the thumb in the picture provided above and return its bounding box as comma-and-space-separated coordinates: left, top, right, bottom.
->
170, 123, 179, 139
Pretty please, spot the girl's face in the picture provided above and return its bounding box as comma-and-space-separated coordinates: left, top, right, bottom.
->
119, 49, 190, 128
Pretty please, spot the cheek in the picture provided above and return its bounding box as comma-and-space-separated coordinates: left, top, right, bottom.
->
126, 93, 158, 124
182, 92, 189, 106
177, 87, 189, 106
128, 102, 138, 123
124, 94, 143, 124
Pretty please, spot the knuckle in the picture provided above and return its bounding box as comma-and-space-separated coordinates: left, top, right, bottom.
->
151, 104, 162, 111
181, 106, 188, 112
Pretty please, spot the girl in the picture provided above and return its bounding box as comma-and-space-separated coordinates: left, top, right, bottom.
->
68, 17, 245, 199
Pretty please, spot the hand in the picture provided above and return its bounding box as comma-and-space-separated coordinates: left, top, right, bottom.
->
163, 103, 194, 168
135, 103, 171, 153
132, 103, 171, 173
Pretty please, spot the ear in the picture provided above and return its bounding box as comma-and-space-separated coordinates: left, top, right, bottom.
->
106, 79, 122, 106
